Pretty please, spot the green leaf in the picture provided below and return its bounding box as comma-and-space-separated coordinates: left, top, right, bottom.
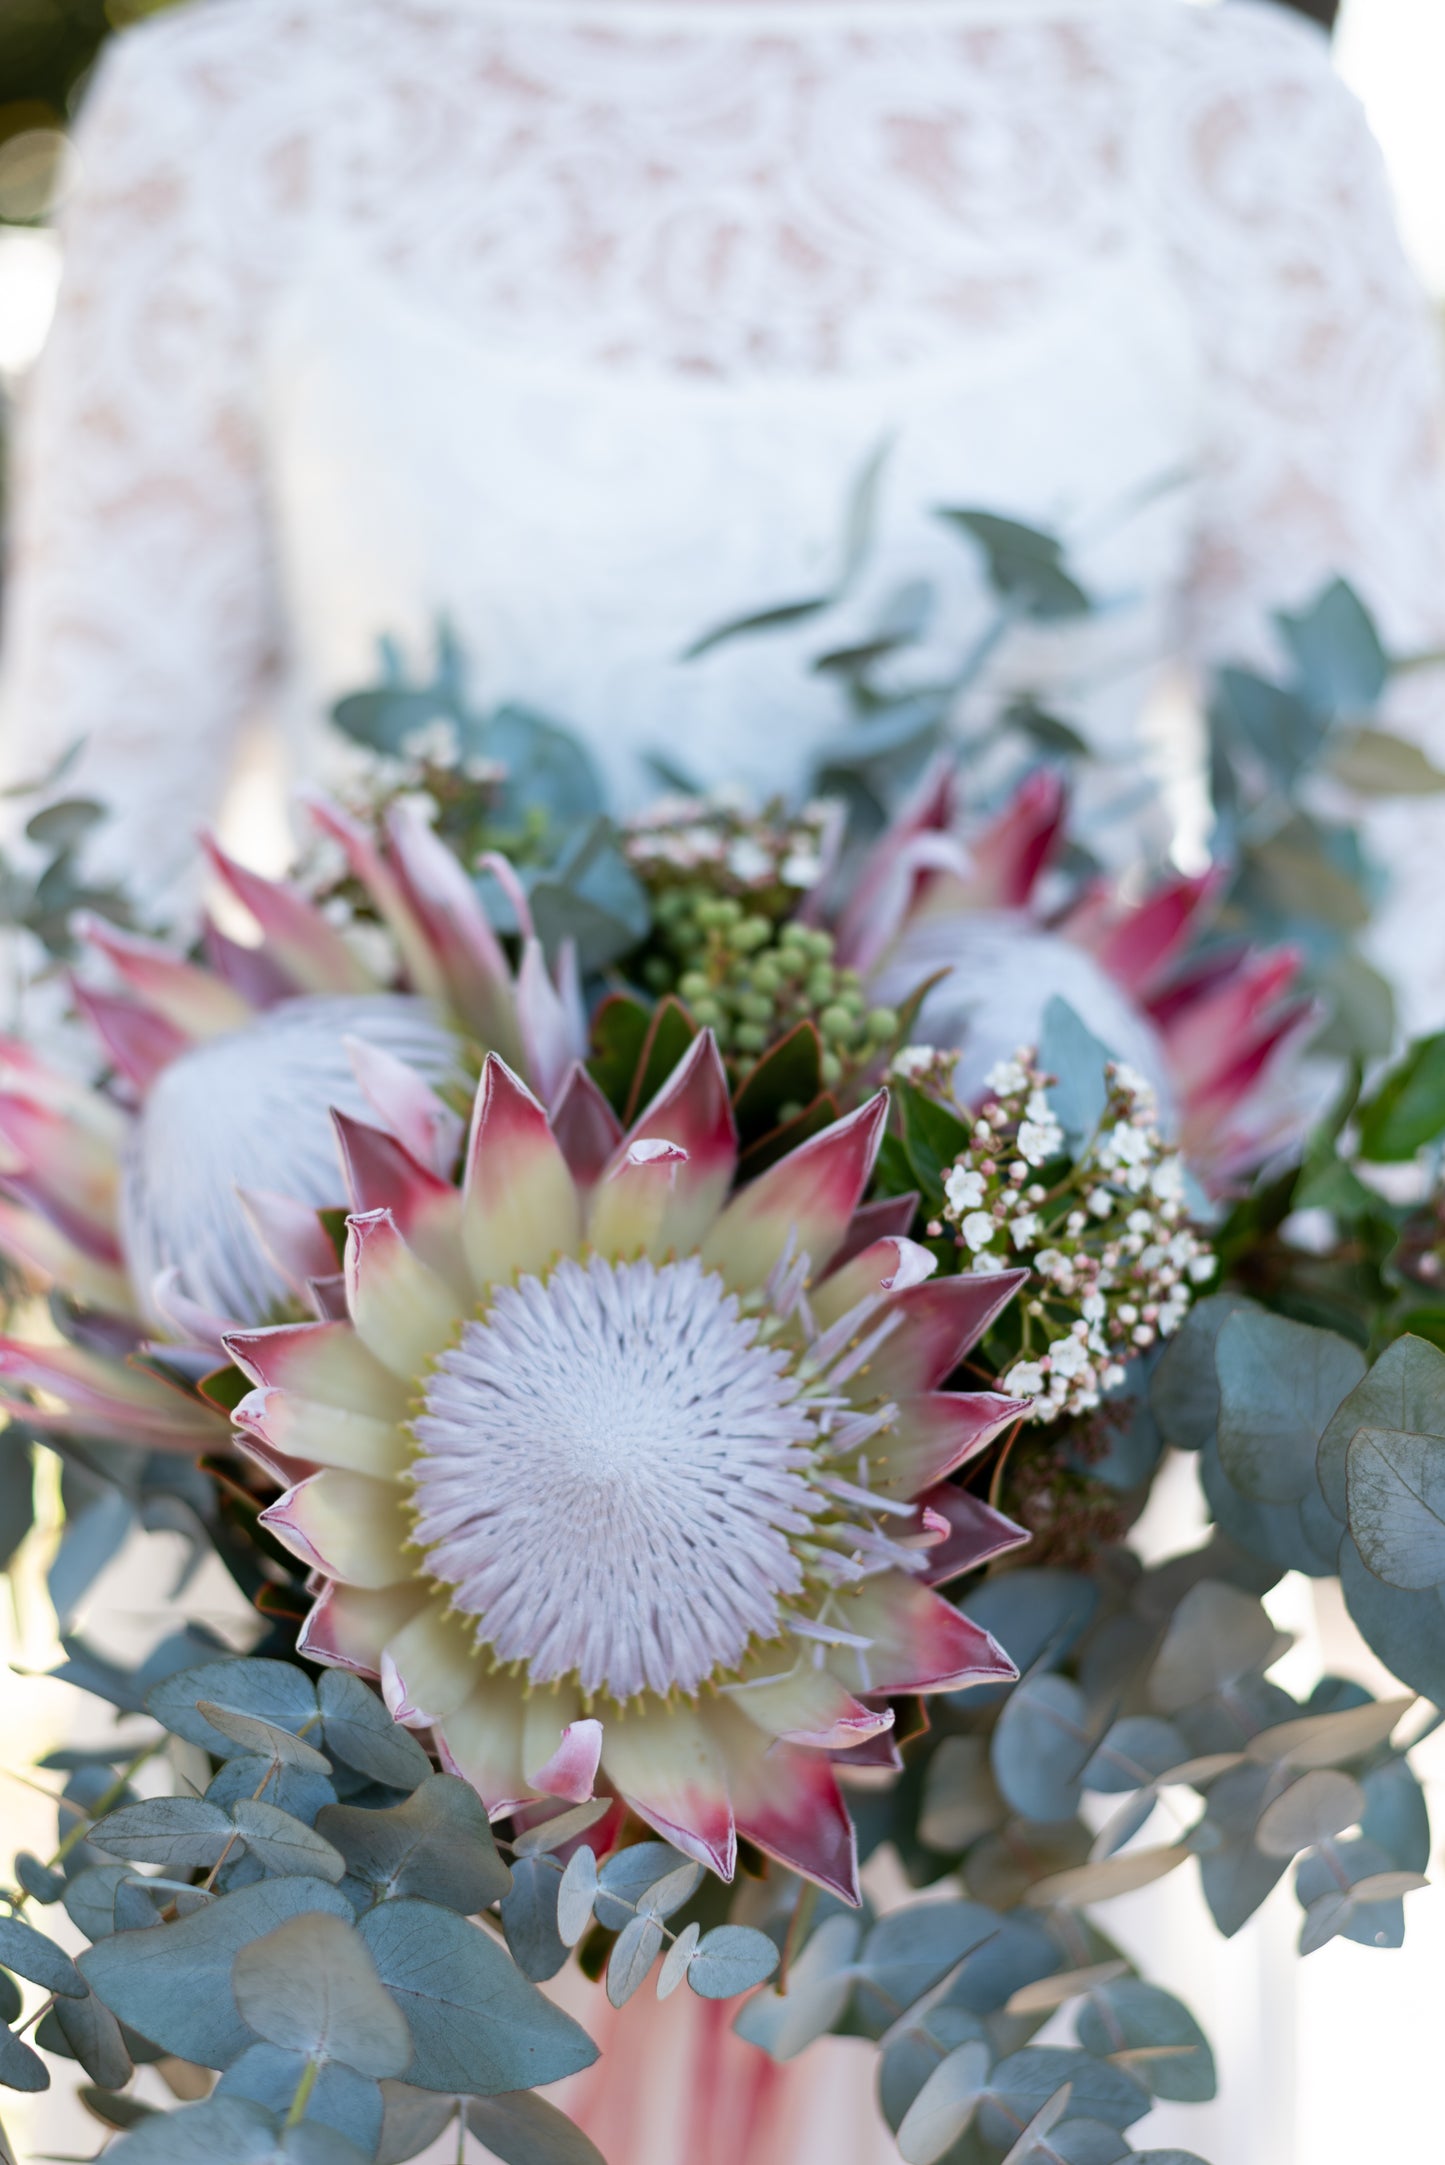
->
147, 1661, 320, 1758
230, 1800, 346, 1883
318, 1775, 510, 1912
0, 1913, 85, 1997
896, 2038, 990, 2165
1276, 578, 1389, 713
1328, 724, 1445, 795
89, 1797, 234, 1870
1212, 669, 1326, 789
1339, 1537, 1445, 1703
465, 2089, 607, 2165
939, 510, 1090, 622
1347, 1423, 1445, 1590
217, 2046, 381, 2154
79, 1876, 355, 2068
357, 1897, 598, 2094
605, 1913, 664, 2007
684, 1924, 779, 2001
317, 1673, 432, 1790
587, 993, 652, 1116
197, 1702, 332, 1774
1255, 1769, 1366, 1858
500, 1858, 568, 1983
623, 996, 697, 1127
0, 1429, 33, 1574
0, 2023, 49, 2092
101, 2095, 371, 2163
731, 1022, 823, 1145
1357, 1034, 1445, 1160
24, 797, 106, 851
233, 1914, 410, 2076
1215, 1310, 1365, 1506
51, 1987, 132, 2090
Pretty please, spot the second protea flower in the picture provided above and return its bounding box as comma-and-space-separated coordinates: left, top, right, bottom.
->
228, 1034, 1026, 1899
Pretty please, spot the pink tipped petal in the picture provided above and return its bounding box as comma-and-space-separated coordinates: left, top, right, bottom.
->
915, 1485, 1031, 1584
238, 1189, 340, 1291
830, 1575, 1017, 1695
708, 1702, 859, 1903
965, 767, 1066, 908
151, 1267, 233, 1352
614, 1032, 738, 1248
601, 1702, 736, 1880
331, 1111, 465, 1284
379, 1601, 478, 1726
1068, 870, 1224, 999
522, 1697, 603, 1804
830, 1727, 904, 1771
69, 982, 188, 1090
202, 916, 299, 1007
0, 1090, 122, 1243
344, 1209, 461, 1378
829, 1192, 920, 1273
587, 1139, 691, 1261
516, 937, 588, 1106
861, 1270, 1027, 1399
345, 1034, 463, 1179
462, 1056, 583, 1285
202, 834, 375, 996
308, 1273, 350, 1322
0, 1197, 135, 1315
298, 1582, 429, 1676
435, 1683, 531, 1818
702, 1093, 889, 1290
723, 1662, 895, 1750
223, 1319, 410, 1420
383, 798, 526, 1057
235, 1383, 409, 1479
550, 1063, 625, 1192
869, 1392, 1029, 1496
306, 794, 452, 1005
259, 1468, 412, 1589
74, 913, 254, 1038
810, 1237, 938, 1331
0, 1337, 211, 1438
834, 754, 965, 973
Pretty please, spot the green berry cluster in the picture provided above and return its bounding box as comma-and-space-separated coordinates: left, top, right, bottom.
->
643, 893, 899, 1084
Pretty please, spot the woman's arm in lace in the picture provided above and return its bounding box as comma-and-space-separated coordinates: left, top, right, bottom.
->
1156, 4, 1445, 1029
0, 24, 279, 919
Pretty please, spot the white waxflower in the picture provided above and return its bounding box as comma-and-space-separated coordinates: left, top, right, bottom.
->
1189, 1253, 1218, 1283
1017, 1117, 1063, 1167
961, 1211, 997, 1252
781, 850, 824, 889
1003, 1361, 1047, 1398
945, 1165, 987, 1211
400, 716, 462, 770
986, 1059, 1030, 1097
1048, 1336, 1092, 1382
725, 836, 773, 884
1010, 1212, 1039, 1250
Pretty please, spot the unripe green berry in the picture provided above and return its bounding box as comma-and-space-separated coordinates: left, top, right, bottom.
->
690, 997, 723, 1028
734, 1023, 768, 1053
678, 971, 712, 1003
866, 1006, 899, 1039
820, 1004, 857, 1044
820, 1051, 843, 1088
736, 992, 774, 1025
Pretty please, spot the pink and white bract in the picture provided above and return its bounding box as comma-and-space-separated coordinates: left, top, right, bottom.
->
840, 761, 1313, 1186
227, 1034, 1026, 1901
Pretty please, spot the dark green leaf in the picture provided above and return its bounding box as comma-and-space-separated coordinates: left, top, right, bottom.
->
0, 2023, 48, 2092
357, 1897, 598, 2094
731, 1022, 823, 1144
317, 1775, 510, 1912
623, 996, 697, 1127
1357, 1035, 1445, 1160
940, 511, 1090, 622
587, 995, 653, 1118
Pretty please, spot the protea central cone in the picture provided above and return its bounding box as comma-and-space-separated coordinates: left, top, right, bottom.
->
229, 1034, 1026, 1899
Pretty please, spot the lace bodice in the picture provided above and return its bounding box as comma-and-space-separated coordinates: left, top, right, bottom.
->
3, 0, 1445, 1011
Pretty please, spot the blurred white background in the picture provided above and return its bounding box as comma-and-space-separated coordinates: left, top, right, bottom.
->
2, 2, 1445, 2161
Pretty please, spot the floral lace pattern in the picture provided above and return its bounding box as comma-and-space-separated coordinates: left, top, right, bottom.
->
2, 0, 1444, 1009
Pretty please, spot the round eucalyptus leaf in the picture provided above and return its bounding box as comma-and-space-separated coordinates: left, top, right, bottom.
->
197, 1703, 332, 1775
318, 1775, 511, 1913
1049, 2121, 1131, 2164
1318, 1335, 1445, 1523
1148, 1581, 1286, 1714
89, 1797, 233, 1870
637, 1860, 703, 1920
0, 1913, 85, 1997
732, 1914, 861, 2062
229, 1800, 346, 1884
992, 1672, 1095, 1822
217, 2044, 383, 2154
685, 1925, 779, 2000
656, 1920, 700, 2001
998, 2082, 1073, 2164
593, 1843, 690, 1932
465, 2087, 608, 2165
554, 1846, 598, 1949
1245, 1695, 1414, 1770
895, 2038, 989, 2165
1076, 1979, 1216, 2103
317, 1673, 432, 1790
1348, 1870, 1430, 1902
1255, 1770, 1366, 1859
1215, 1310, 1363, 1506
233, 1913, 410, 2077
101, 2095, 372, 2162
376, 2081, 455, 2165
500, 1857, 568, 1984
146, 1662, 320, 1758
606, 1913, 664, 2008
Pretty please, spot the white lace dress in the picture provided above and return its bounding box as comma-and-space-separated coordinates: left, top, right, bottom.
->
1, 3, 1444, 2158
3, 0, 1445, 1014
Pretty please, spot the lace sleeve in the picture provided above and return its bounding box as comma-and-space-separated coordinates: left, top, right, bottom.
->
1154, 1, 1445, 1029
0, 25, 280, 917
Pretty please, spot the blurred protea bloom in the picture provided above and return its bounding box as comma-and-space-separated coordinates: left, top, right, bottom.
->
839, 761, 1312, 1187
228, 1034, 1027, 1899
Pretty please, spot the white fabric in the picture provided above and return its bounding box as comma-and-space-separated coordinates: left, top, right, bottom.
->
4, 0, 1445, 1011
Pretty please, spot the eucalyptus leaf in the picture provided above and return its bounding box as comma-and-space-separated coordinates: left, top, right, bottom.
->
78, 1876, 355, 2068
500, 1857, 568, 1983
1148, 1581, 1286, 1713
1357, 1035, 1445, 1161
0, 1913, 85, 1997
733, 1914, 861, 2062
357, 1896, 598, 2093
854, 1903, 997, 2034
1276, 578, 1388, 713
229, 1799, 346, 1883
510, 1799, 612, 1860
1149, 1296, 1250, 1453
554, 1847, 598, 1949
895, 2038, 990, 2165
318, 1776, 510, 1912
376, 2081, 456, 2165
1319, 1335, 1445, 1523
1245, 1696, 1413, 1770
147, 1662, 320, 1758
1328, 725, 1445, 796
1024, 1848, 1189, 1909
197, 1702, 332, 1774
998, 2084, 1073, 2164
992, 1672, 1095, 1821
1215, 1310, 1364, 1506
101, 2095, 371, 2163
0, 2022, 49, 2091
1255, 1769, 1366, 1858
232, 1912, 410, 2078
317, 1673, 432, 1789
979, 2048, 1150, 2144
657, 1920, 700, 2000
593, 1843, 694, 1932
1347, 1423, 1445, 1590
52, 1987, 132, 2090
465, 2088, 608, 2165
1076, 1979, 1215, 2103
684, 1925, 779, 2000
1040, 998, 1114, 1145
606, 1913, 664, 2008
89, 1797, 233, 1870
217, 2046, 383, 2153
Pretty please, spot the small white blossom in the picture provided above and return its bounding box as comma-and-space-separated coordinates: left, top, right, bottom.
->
945, 1165, 986, 1211
985, 1059, 1030, 1097
1017, 1117, 1063, 1166
1010, 1212, 1039, 1250
961, 1212, 997, 1253
400, 716, 462, 770
1004, 1361, 1047, 1398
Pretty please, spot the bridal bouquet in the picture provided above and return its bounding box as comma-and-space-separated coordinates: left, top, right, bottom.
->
2, 557, 1445, 2165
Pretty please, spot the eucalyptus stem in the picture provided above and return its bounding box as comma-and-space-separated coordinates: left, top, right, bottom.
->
285, 2056, 320, 2128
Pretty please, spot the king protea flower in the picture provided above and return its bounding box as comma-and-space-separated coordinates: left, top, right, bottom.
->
835, 760, 1312, 1187
226, 1034, 1027, 1899
0, 798, 584, 1335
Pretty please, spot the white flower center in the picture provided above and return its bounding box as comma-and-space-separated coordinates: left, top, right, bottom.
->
410, 1255, 821, 1700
